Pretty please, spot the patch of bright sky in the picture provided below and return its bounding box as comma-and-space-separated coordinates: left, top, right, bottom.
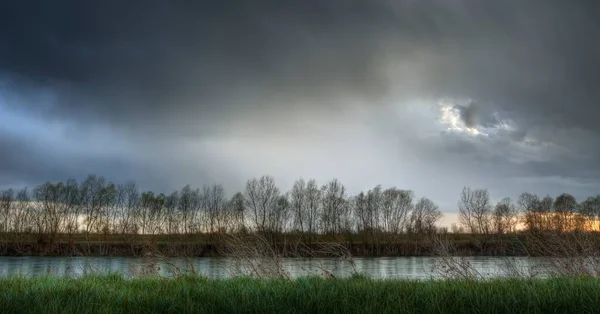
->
438, 100, 485, 136
435, 98, 524, 138
0, 90, 61, 137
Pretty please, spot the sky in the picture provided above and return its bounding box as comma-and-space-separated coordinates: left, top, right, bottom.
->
1, 1, 599, 221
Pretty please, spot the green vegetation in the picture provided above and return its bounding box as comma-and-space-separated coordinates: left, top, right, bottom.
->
1, 275, 599, 313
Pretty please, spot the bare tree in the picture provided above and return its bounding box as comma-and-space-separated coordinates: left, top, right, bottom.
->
61, 179, 81, 238
150, 194, 166, 235
103, 183, 125, 235
79, 175, 116, 252
493, 198, 519, 234
366, 185, 382, 236
0, 189, 14, 233
458, 187, 493, 235
229, 192, 246, 232
270, 195, 290, 234
201, 184, 227, 235
304, 179, 321, 243
244, 175, 280, 234
580, 195, 600, 231
353, 185, 384, 253
80, 175, 105, 235
33, 182, 66, 244
12, 188, 33, 234
321, 179, 347, 235
380, 188, 413, 235
409, 197, 442, 234
138, 191, 160, 235
164, 191, 180, 236
539, 195, 554, 232
178, 185, 199, 235
0, 189, 14, 252
553, 193, 579, 232
12, 188, 33, 250
354, 191, 370, 235
519, 192, 542, 232
290, 178, 307, 233
117, 182, 140, 235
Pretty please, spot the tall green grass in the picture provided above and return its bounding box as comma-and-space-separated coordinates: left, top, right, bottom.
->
0, 275, 598, 313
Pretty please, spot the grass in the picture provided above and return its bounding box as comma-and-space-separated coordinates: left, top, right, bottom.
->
0, 275, 598, 313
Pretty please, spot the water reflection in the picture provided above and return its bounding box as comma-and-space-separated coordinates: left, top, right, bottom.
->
0, 256, 546, 279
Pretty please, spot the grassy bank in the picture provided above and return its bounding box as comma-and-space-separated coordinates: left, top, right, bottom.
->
1, 275, 598, 313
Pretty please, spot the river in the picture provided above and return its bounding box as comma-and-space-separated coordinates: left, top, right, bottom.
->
0, 256, 549, 279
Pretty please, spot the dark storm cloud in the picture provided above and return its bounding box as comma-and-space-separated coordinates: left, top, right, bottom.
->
0, 0, 397, 136
0, 0, 599, 202
1, 0, 596, 135
0, 0, 600, 120
0, 132, 54, 186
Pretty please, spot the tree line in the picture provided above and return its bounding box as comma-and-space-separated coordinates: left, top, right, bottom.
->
0, 175, 443, 243
0, 175, 599, 246
457, 187, 600, 235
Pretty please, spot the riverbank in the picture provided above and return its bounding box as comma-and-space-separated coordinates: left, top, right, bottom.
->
0, 275, 598, 313
0, 233, 527, 257
0, 241, 526, 257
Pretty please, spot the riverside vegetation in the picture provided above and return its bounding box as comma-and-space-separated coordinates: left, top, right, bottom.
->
1, 174, 600, 257
1, 231, 600, 313
2, 174, 600, 312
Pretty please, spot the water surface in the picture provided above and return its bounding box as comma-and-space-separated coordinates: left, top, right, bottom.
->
0, 256, 547, 279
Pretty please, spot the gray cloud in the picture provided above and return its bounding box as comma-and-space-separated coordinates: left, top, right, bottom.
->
0, 127, 142, 189
0, 1, 396, 137
0, 0, 599, 209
